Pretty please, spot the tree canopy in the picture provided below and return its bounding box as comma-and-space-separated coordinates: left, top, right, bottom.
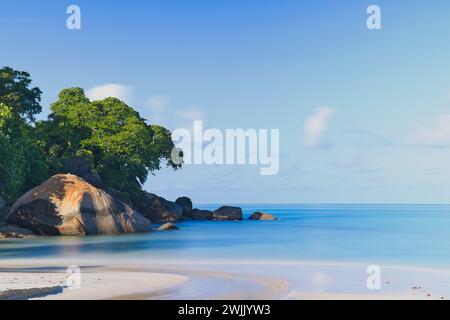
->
36, 88, 180, 197
0, 67, 47, 204
0, 103, 47, 204
0, 66, 181, 204
0, 67, 42, 122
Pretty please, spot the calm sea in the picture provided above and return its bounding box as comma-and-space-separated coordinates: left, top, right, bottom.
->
1, 204, 450, 269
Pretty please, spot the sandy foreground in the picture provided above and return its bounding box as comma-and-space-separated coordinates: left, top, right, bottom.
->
0, 270, 188, 300
1, 258, 450, 300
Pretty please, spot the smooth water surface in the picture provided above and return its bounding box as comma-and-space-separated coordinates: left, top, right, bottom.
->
1, 204, 450, 268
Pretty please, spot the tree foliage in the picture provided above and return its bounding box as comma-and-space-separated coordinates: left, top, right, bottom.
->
36, 88, 180, 196
0, 67, 48, 204
1, 66, 181, 204
0, 67, 42, 122
0, 103, 48, 204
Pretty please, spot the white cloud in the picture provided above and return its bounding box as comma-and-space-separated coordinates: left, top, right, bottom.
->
176, 108, 204, 122
304, 107, 335, 148
86, 84, 132, 103
175, 107, 206, 134
147, 96, 171, 112
413, 114, 450, 147
143, 95, 205, 130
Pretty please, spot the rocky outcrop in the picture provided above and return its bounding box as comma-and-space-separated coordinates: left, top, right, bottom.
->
131, 191, 156, 212
175, 197, 193, 217
190, 209, 214, 220
0, 222, 35, 239
248, 212, 277, 221
212, 206, 243, 221
132, 192, 183, 223
156, 222, 180, 231
6, 174, 152, 236
187, 207, 243, 221
61, 158, 105, 189
60, 157, 131, 205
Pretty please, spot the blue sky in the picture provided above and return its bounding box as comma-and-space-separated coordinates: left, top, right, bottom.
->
2, 0, 450, 204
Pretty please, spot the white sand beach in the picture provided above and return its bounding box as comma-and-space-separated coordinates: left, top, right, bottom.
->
0, 268, 188, 300
1, 257, 450, 300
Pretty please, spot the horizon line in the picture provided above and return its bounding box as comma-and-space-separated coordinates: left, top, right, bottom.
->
194, 202, 450, 206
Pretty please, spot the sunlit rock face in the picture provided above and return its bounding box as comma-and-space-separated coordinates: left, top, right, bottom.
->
7, 174, 152, 236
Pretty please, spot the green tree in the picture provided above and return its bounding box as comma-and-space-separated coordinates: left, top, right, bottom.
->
37, 88, 180, 197
0, 67, 42, 122
0, 103, 48, 204
0, 67, 47, 204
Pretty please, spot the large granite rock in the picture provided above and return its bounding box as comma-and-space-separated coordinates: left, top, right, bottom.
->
212, 206, 243, 221
6, 174, 152, 236
132, 192, 183, 223
60, 157, 131, 205
248, 212, 277, 221
175, 197, 193, 217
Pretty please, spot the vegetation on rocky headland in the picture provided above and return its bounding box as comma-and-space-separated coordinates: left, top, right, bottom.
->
0, 66, 178, 207
0, 66, 275, 238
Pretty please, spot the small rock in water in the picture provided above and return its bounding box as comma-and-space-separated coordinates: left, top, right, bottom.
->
189, 209, 214, 220
248, 212, 277, 221
156, 222, 180, 231
213, 206, 243, 221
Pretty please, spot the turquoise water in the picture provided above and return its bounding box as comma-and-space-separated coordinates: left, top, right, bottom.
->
2, 204, 450, 269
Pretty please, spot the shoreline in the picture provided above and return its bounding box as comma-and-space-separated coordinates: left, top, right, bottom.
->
1, 258, 450, 300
